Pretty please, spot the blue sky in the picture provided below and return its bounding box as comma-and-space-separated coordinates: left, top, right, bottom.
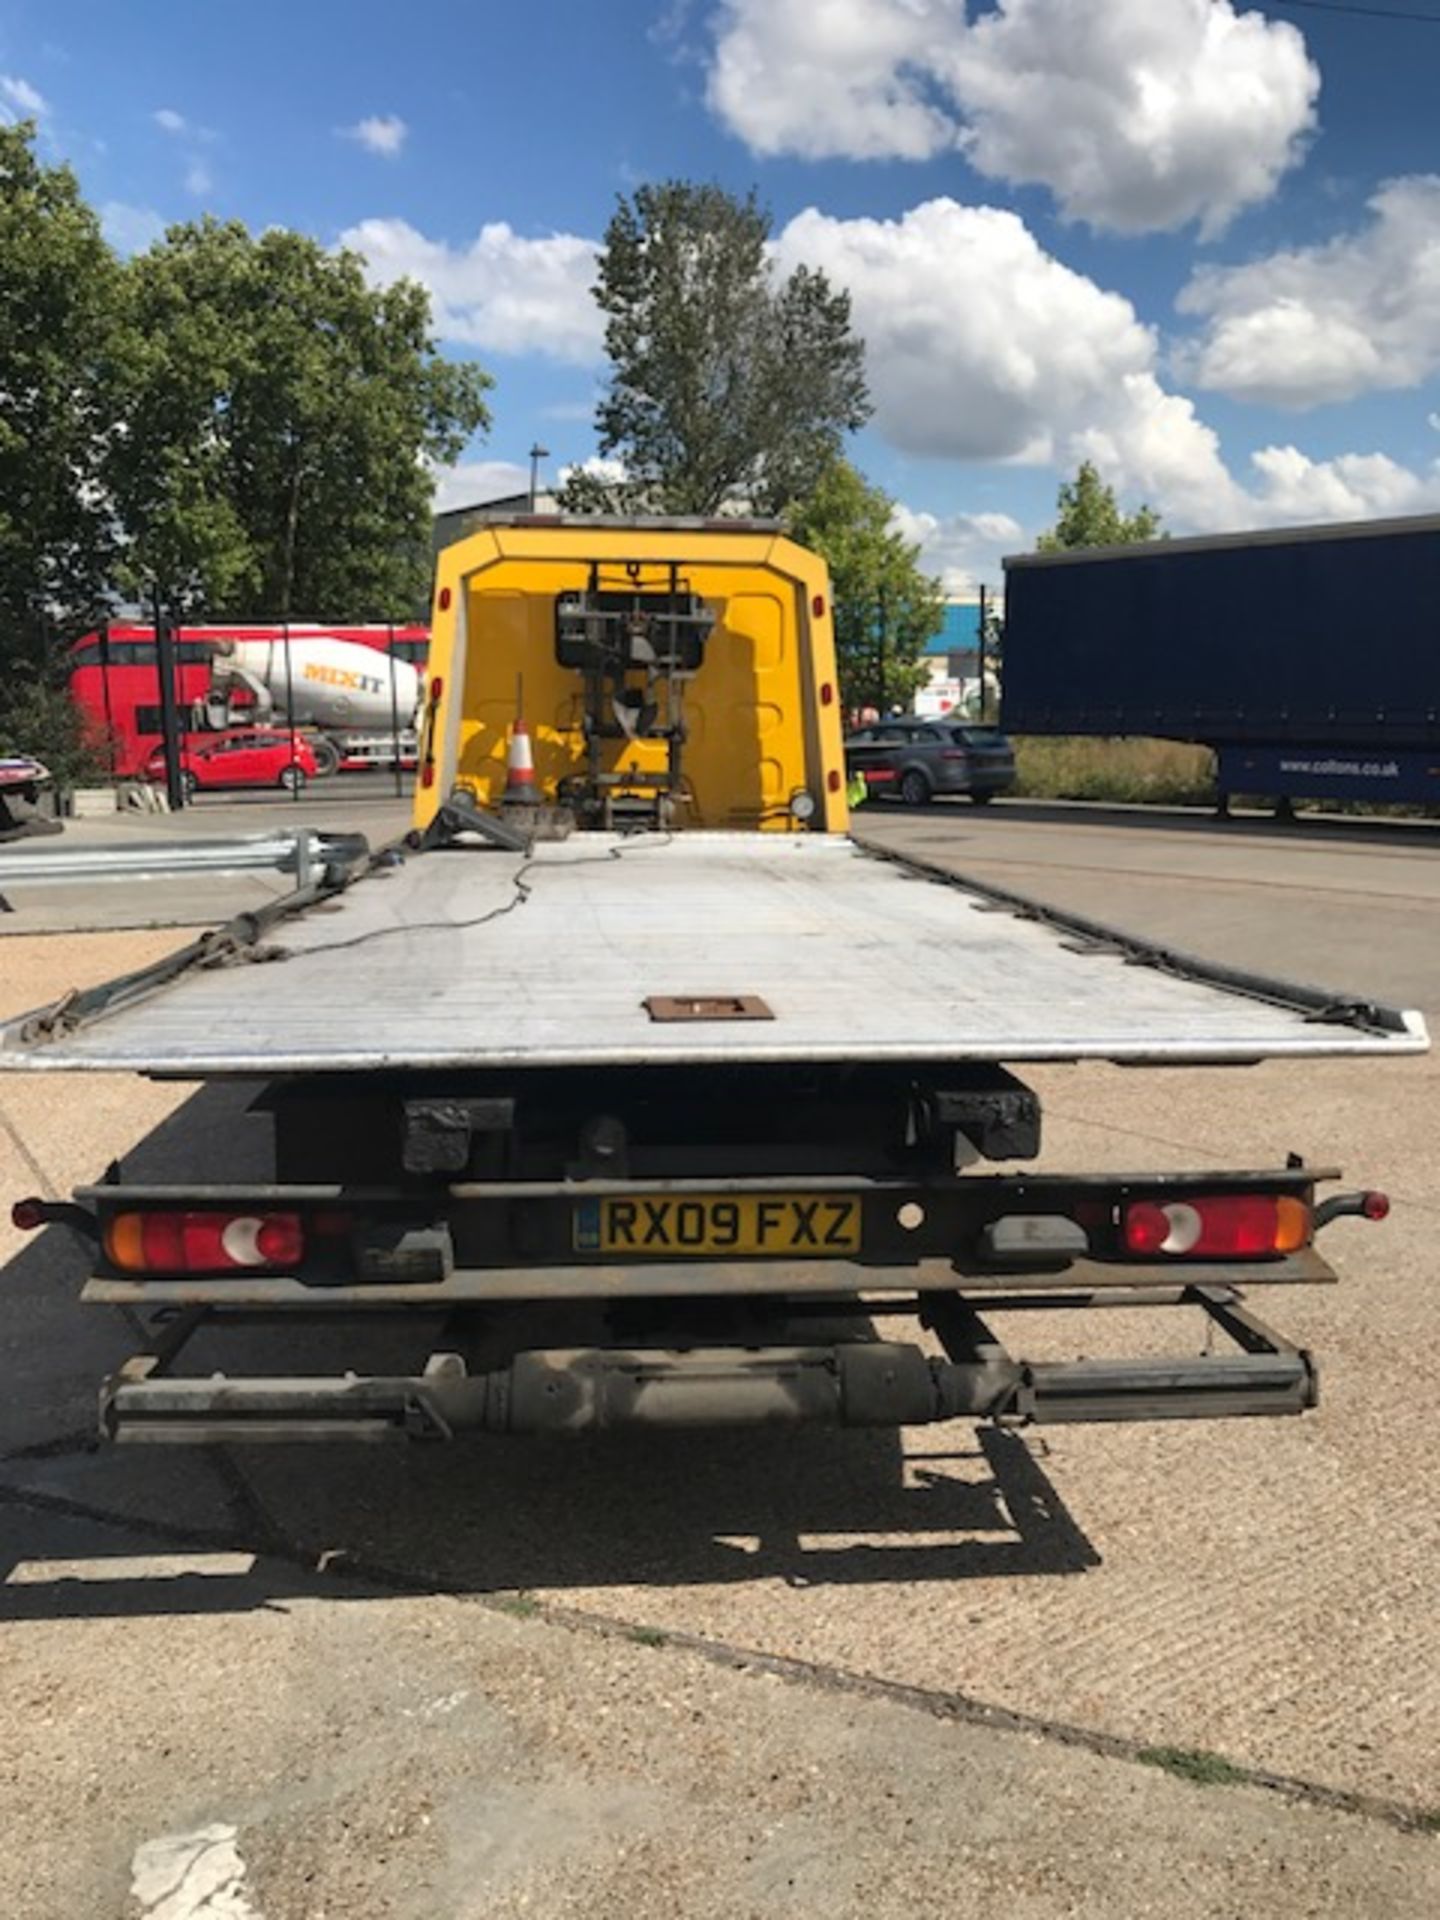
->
6, 0, 1440, 590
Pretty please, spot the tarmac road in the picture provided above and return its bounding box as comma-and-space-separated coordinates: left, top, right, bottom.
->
1, 798, 1437, 1916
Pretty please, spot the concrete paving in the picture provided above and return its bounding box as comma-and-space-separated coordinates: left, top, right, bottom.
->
1, 800, 1438, 1914
3, 1526, 1436, 1920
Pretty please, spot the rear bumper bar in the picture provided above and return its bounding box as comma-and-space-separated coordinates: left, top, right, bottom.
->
66, 1167, 1343, 1306
100, 1286, 1316, 1444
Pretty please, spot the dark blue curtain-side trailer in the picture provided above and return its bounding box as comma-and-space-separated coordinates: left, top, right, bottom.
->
1000, 514, 1440, 807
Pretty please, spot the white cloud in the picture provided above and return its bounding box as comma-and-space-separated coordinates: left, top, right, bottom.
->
341, 114, 408, 158
432, 460, 532, 513
101, 201, 165, 255
709, 0, 960, 163
706, 0, 1317, 235
153, 105, 216, 142
891, 503, 1024, 593
776, 196, 1440, 535
0, 73, 49, 118
1242, 446, 1440, 523
778, 200, 1154, 467
151, 106, 216, 199
1178, 175, 1440, 407
943, 0, 1318, 237
775, 198, 1241, 526
341, 216, 602, 362
961, 509, 1024, 544
557, 455, 628, 486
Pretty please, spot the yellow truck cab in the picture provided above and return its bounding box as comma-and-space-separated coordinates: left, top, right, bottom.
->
417, 517, 849, 836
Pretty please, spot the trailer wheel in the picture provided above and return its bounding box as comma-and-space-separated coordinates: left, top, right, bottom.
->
900, 767, 932, 807
279, 764, 307, 794
307, 737, 340, 778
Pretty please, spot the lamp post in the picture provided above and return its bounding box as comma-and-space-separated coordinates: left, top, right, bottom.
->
528, 443, 550, 511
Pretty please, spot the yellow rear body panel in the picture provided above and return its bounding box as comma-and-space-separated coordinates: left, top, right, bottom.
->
417, 521, 848, 834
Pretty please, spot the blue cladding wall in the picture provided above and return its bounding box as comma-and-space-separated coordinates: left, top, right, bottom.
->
1001, 522, 1440, 748
924, 602, 982, 657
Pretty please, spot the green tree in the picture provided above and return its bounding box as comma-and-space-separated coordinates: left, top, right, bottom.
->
563, 182, 869, 516
110, 219, 492, 617
0, 678, 104, 790
789, 459, 943, 712
1036, 461, 1164, 550
0, 122, 122, 671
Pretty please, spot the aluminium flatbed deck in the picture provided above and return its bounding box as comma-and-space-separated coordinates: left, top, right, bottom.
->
2, 832, 1426, 1074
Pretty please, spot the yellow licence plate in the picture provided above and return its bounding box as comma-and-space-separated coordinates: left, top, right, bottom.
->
573, 1193, 861, 1257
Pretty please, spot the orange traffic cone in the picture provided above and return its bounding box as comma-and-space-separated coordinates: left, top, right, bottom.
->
502, 717, 537, 806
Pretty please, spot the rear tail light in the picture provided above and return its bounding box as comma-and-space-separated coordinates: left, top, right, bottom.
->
1122, 1193, 1310, 1259
104, 1211, 304, 1274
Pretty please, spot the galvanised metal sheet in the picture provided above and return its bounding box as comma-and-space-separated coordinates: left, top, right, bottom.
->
1, 834, 1428, 1072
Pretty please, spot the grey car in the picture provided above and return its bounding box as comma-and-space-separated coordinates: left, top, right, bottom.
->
844, 719, 1017, 807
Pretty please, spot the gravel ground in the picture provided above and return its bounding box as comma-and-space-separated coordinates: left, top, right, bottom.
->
1, 802, 1437, 1913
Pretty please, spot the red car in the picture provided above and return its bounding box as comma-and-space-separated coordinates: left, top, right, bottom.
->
145, 729, 320, 797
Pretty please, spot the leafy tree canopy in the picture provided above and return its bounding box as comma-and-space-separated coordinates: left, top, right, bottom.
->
0, 678, 105, 789
0, 128, 493, 769
109, 219, 493, 618
1036, 461, 1164, 550
0, 122, 121, 670
562, 182, 869, 516
789, 458, 943, 713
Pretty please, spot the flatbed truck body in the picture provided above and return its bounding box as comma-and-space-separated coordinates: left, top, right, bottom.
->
4, 520, 1425, 1447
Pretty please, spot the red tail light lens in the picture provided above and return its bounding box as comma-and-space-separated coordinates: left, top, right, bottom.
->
1122, 1193, 1309, 1259
104, 1211, 304, 1274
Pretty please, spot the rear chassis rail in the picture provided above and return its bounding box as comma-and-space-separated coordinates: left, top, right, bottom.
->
100, 1285, 1316, 1444
28, 1164, 1365, 1443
